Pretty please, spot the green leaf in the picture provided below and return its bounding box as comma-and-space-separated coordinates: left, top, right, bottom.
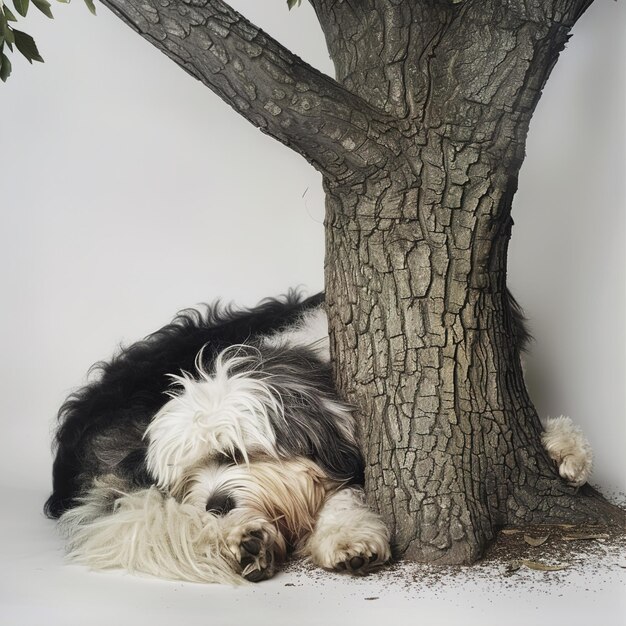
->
55, 0, 71, 4
286, 0, 301, 9
32, 0, 54, 19
83, 0, 96, 15
0, 14, 15, 46
13, 29, 44, 63
0, 51, 12, 82
2, 5, 18, 22
1, 36, 13, 51
13, 0, 30, 18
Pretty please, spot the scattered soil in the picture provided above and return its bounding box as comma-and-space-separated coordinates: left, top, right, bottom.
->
483, 522, 624, 571
280, 496, 626, 598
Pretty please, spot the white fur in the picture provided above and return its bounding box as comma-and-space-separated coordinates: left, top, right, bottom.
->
59, 480, 242, 584
145, 346, 283, 489
541, 415, 593, 487
178, 457, 330, 544
303, 487, 391, 572
263, 305, 330, 362
320, 397, 359, 445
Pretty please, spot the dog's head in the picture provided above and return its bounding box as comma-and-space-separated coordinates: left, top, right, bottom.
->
144, 344, 360, 530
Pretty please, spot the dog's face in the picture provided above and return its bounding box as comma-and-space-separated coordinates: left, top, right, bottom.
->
171, 456, 333, 545
144, 344, 362, 494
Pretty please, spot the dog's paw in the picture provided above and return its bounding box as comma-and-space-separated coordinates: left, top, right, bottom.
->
305, 487, 391, 576
226, 523, 277, 582
541, 416, 593, 487
331, 540, 390, 575
310, 531, 391, 576
557, 453, 592, 488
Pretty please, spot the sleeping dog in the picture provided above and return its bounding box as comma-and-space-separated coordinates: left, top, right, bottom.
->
45, 292, 592, 583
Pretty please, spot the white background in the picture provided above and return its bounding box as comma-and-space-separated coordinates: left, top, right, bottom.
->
0, 0, 624, 624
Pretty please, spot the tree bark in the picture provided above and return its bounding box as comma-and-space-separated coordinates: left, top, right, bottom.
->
97, 0, 624, 563
324, 175, 622, 562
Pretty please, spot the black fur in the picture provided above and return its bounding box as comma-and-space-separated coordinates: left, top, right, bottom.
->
506, 288, 533, 354
44, 291, 365, 519
244, 345, 363, 482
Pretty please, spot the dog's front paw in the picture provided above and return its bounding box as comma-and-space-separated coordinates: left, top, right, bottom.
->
226, 523, 278, 582
330, 539, 390, 575
305, 487, 391, 576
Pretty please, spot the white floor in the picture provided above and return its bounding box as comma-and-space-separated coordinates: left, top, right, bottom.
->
2, 484, 624, 626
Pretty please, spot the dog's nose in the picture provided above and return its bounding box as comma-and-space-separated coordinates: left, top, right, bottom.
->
205, 492, 236, 515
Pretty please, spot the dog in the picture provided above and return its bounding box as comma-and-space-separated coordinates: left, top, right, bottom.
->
44, 291, 592, 583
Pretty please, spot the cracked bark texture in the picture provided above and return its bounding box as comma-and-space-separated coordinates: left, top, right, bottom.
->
97, 0, 624, 563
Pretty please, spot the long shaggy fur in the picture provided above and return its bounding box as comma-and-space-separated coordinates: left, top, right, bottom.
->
45, 290, 593, 584
60, 479, 241, 584
146, 347, 283, 488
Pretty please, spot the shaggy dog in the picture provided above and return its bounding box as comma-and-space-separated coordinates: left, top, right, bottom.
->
45, 292, 592, 583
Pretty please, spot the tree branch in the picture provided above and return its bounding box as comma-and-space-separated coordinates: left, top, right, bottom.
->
98, 0, 401, 181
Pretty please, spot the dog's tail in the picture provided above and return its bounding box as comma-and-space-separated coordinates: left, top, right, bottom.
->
58, 475, 242, 584
505, 288, 533, 354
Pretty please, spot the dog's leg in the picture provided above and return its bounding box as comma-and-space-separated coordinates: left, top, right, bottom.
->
302, 486, 391, 575
220, 509, 288, 582
541, 416, 593, 487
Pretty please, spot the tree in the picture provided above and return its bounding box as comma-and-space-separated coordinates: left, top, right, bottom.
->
50, 0, 626, 563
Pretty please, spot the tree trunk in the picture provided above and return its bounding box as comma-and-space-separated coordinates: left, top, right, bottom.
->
96, 0, 624, 563
311, 0, 624, 562
323, 169, 620, 563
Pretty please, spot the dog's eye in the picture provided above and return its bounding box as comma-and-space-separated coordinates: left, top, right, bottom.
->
217, 450, 245, 464
205, 492, 236, 516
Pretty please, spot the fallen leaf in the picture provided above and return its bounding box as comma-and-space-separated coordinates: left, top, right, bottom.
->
562, 533, 609, 542
523, 534, 549, 547
519, 559, 569, 572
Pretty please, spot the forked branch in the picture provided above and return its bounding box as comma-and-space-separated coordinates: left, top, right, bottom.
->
98, 0, 401, 181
